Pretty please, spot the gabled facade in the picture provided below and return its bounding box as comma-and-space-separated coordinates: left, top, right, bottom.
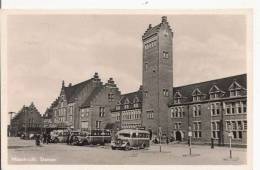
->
10, 103, 43, 136
111, 87, 143, 130
79, 78, 121, 131
47, 73, 121, 131
168, 74, 247, 146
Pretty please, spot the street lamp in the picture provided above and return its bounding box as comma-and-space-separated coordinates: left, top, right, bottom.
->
188, 126, 192, 155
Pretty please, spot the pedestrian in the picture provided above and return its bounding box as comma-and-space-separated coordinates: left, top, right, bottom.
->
66, 132, 71, 145
69, 133, 74, 145
35, 134, 41, 146
42, 132, 47, 144
46, 133, 50, 144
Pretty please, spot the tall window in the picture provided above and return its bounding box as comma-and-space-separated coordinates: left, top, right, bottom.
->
211, 121, 220, 139
108, 93, 114, 102
193, 105, 201, 117
145, 63, 148, 71
99, 107, 105, 117
163, 89, 169, 97
243, 101, 247, 113
96, 121, 101, 129
174, 122, 181, 130
211, 103, 220, 116
147, 110, 154, 119
163, 51, 169, 59
193, 121, 202, 138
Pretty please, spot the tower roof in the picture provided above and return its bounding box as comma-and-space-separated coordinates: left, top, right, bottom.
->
142, 16, 173, 40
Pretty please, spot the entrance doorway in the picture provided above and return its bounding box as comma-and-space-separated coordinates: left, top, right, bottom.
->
176, 131, 182, 141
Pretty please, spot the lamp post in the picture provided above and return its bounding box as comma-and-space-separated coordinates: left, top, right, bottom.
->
188, 126, 192, 155
228, 124, 233, 159
208, 103, 214, 149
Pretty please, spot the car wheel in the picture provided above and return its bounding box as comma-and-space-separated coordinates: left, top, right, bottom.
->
111, 146, 115, 150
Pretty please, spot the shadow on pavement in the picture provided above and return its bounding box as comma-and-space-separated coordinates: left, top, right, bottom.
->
8, 146, 33, 149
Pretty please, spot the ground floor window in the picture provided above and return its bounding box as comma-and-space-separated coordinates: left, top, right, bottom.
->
211, 121, 220, 139
226, 120, 246, 139
192, 121, 202, 139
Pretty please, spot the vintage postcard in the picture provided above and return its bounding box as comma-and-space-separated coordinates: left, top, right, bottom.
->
1, 10, 252, 170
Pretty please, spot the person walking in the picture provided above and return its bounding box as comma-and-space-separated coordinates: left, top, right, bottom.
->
42, 132, 47, 144
46, 133, 50, 144
67, 131, 71, 145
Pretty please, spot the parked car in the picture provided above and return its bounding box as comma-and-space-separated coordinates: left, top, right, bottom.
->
72, 129, 111, 146
29, 133, 36, 140
50, 130, 69, 143
111, 129, 150, 150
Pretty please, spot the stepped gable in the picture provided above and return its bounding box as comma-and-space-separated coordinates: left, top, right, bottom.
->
172, 74, 247, 104
142, 16, 173, 40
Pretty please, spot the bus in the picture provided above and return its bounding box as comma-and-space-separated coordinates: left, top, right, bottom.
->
111, 129, 150, 150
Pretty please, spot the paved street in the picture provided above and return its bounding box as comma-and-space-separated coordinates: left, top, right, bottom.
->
8, 137, 246, 165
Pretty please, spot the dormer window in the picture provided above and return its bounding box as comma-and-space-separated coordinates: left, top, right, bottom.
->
229, 81, 244, 97
209, 85, 224, 99
124, 98, 130, 109
192, 88, 203, 102
174, 91, 182, 104
133, 96, 139, 108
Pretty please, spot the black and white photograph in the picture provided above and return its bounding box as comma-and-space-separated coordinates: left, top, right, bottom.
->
1, 10, 252, 168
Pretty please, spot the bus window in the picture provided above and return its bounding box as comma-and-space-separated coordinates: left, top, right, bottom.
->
119, 133, 130, 138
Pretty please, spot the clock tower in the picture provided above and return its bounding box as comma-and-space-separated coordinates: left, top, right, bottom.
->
142, 16, 174, 135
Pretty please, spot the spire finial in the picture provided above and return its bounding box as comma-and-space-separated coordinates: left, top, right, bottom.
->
162, 16, 167, 23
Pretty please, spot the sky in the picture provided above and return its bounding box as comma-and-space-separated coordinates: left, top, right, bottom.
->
6, 14, 247, 114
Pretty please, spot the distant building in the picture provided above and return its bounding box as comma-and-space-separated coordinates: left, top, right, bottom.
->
9, 103, 43, 136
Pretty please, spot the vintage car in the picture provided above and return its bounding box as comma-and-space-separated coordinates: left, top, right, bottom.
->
111, 129, 150, 150
50, 130, 69, 143
72, 129, 111, 146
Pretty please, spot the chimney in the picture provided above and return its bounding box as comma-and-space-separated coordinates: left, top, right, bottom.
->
162, 16, 167, 23
106, 77, 117, 88
69, 83, 72, 87
148, 24, 152, 29
62, 80, 65, 87
93, 72, 101, 82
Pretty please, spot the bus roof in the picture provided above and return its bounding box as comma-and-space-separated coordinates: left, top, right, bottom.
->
117, 129, 150, 134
